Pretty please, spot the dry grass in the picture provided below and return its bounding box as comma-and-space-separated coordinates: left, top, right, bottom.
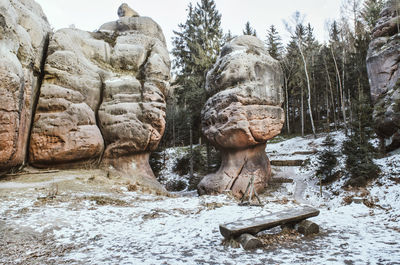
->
259, 228, 301, 248
85, 196, 129, 206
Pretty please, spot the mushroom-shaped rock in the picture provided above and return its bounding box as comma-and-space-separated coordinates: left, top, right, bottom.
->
0, 0, 51, 175
29, 11, 170, 192
367, 0, 400, 152
198, 35, 285, 198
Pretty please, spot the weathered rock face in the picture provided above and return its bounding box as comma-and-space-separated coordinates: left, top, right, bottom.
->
367, 0, 400, 151
0, 0, 51, 174
28, 10, 170, 189
198, 35, 284, 198
28, 28, 105, 167
97, 17, 170, 184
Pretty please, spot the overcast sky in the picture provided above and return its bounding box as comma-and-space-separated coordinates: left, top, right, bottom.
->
35, 0, 342, 52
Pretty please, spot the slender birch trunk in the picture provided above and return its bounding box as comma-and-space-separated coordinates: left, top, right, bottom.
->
323, 57, 338, 131
298, 41, 316, 137
301, 86, 304, 137
284, 76, 291, 135
331, 46, 347, 134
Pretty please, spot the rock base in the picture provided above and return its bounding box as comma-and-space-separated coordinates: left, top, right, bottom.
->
102, 152, 167, 194
198, 143, 271, 198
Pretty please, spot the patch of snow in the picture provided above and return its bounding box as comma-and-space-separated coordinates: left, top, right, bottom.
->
1, 130, 400, 264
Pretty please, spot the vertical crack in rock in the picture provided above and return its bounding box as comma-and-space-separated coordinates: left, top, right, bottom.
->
137, 44, 154, 150
225, 158, 248, 191
95, 73, 106, 166
7, 4, 170, 192
25, 33, 50, 166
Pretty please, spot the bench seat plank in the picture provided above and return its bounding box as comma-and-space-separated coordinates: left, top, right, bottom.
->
220, 206, 319, 238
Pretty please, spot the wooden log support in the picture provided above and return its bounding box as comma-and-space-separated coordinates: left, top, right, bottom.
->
236, 233, 263, 250
219, 206, 319, 239
295, 220, 319, 236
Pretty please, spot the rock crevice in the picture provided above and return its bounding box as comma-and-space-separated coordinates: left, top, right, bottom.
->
1, 1, 171, 193
0, 0, 52, 174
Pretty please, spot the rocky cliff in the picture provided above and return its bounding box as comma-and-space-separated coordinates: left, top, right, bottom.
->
0, 0, 51, 175
198, 36, 285, 198
0, 1, 170, 192
367, 0, 400, 151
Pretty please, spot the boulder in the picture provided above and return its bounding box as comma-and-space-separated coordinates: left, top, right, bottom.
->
0, 0, 51, 175
367, 0, 400, 151
198, 36, 284, 198
28, 28, 105, 167
29, 14, 170, 189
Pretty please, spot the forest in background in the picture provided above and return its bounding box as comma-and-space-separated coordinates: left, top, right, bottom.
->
150, 0, 397, 189
162, 0, 386, 145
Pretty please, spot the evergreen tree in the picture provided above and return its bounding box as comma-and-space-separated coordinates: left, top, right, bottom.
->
316, 135, 339, 183
243, 21, 257, 36
265, 25, 282, 60
361, 0, 384, 32
329, 21, 341, 42
342, 92, 380, 188
171, 0, 223, 144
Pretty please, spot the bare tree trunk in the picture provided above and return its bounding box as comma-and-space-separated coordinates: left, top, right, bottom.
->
190, 127, 193, 179
298, 41, 316, 137
172, 103, 176, 148
325, 83, 330, 133
301, 87, 304, 137
284, 76, 291, 135
342, 48, 348, 123
323, 57, 338, 131
206, 141, 211, 172
348, 86, 353, 126
331, 46, 347, 134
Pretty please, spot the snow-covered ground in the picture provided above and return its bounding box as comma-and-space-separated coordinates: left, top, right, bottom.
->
1, 131, 400, 264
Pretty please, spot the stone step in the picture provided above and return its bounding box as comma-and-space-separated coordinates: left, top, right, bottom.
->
270, 160, 305, 167
292, 150, 318, 155
269, 177, 294, 184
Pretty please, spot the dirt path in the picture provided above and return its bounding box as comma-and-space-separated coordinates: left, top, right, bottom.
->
0, 176, 76, 189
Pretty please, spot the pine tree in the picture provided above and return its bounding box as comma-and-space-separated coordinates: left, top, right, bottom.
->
171, 0, 223, 144
265, 25, 282, 60
342, 92, 380, 188
316, 135, 339, 183
361, 0, 384, 32
243, 21, 257, 36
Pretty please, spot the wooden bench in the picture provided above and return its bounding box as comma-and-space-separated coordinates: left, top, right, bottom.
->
220, 205, 319, 239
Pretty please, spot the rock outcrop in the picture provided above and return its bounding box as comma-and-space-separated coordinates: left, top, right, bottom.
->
26, 4, 170, 190
0, 0, 51, 174
198, 36, 285, 198
367, 0, 400, 151
118, 3, 140, 18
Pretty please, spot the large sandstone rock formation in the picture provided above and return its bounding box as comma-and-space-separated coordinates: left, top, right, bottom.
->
27, 6, 170, 190
367, 0, 400, 151
0, 0, 51, 175
198, 36, 285, 198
